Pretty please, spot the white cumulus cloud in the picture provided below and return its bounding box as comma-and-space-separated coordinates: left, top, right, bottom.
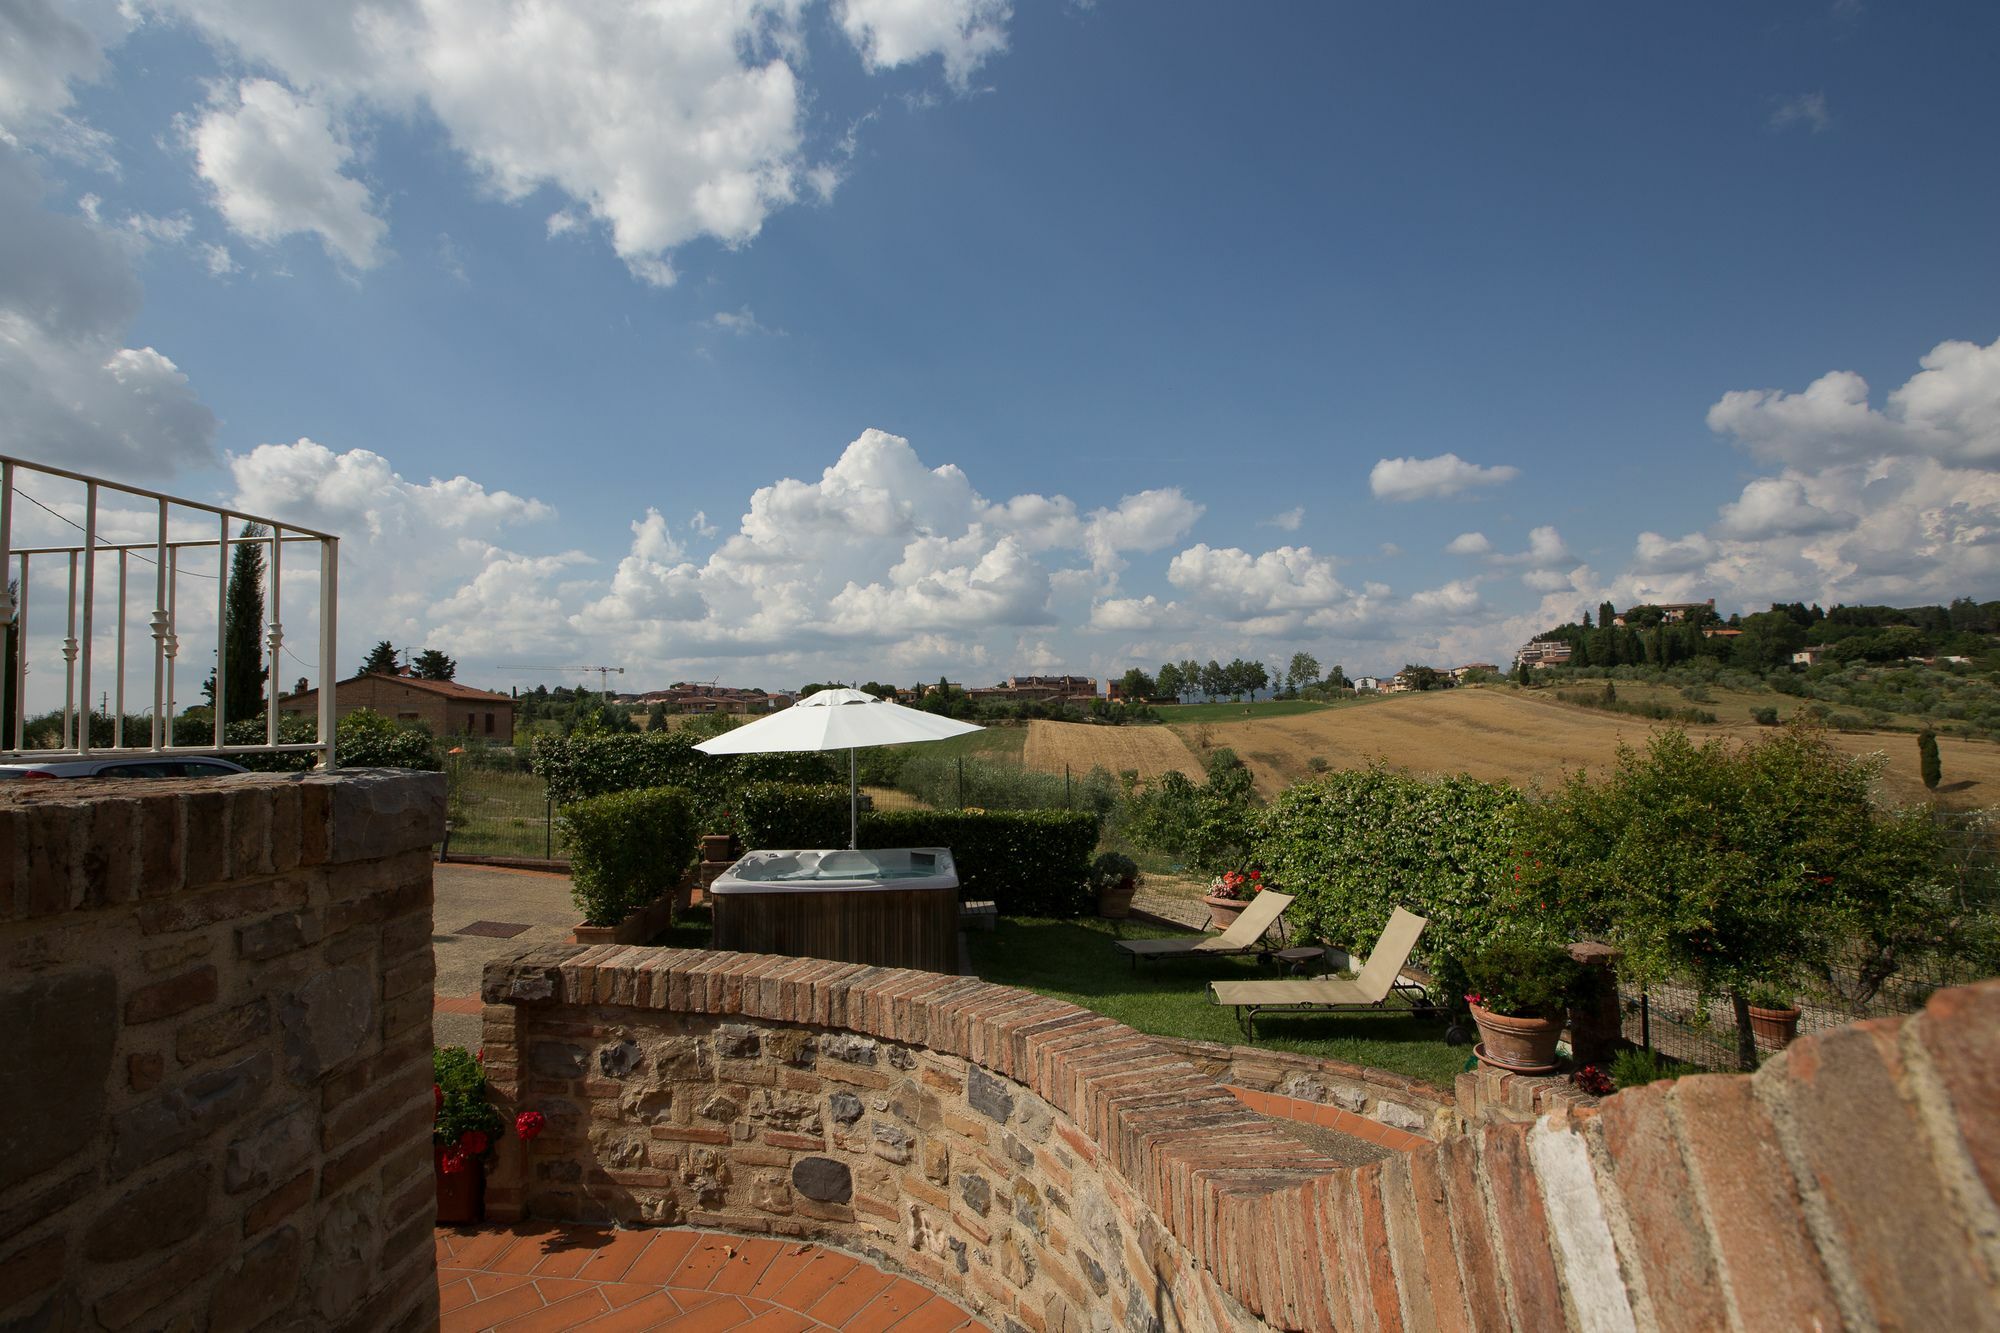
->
836, 0, 1011, 89
1369, 452, 1520, 501
1445, 531, 1491, 555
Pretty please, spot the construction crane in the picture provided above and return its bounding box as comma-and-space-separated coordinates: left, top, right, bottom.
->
500, 665, 627, 693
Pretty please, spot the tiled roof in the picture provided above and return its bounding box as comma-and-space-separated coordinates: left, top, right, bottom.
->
284, 672, 511, 703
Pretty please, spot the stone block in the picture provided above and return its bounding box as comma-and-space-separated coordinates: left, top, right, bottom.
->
279, 965, 375, 1082
83, 1161, 212, 1262
110, 1052, 272, 1179
245, 1169, 315, 1236
792, 1156, 852, 1203
237, 911, 321, 962
0, 968, 117, 1191
212, 1226, 304, 1333
968, 1065, 1016, 1124
323, 769, 446, 865
0, 1235, 66, 1314
226, 1101, 315, 1193
177, 998, 272, 1065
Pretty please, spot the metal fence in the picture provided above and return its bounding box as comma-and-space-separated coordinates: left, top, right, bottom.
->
1, 454, 339, 766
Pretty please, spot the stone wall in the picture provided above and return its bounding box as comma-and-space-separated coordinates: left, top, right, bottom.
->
483, 945, 2000, 1332
0, 770, 445, 1332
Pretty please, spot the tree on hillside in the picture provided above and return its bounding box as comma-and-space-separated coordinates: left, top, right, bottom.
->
858, 681, 898, 700
1598, 600, 1618, 630
1288, 652, 1321, 693
360, 640, 400, 676
1117, 667, 1156, 700
412, 649, 457, 681
203, 522, 268, 725
1400, 664, 1443, 692
1155, 661, 1185, 702
1919, 730, 1941, 791
1239, 660, 1270, 699
646, 701, 668, 731
1200, 659, 1226, 700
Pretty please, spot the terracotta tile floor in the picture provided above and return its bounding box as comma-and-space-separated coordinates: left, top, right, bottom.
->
437, 1225, 989, 1332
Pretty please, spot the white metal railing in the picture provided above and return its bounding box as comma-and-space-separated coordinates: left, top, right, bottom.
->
0, 454, 340, 767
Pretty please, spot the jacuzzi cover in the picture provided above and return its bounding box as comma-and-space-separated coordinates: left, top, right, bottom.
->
709, 847, 959, 894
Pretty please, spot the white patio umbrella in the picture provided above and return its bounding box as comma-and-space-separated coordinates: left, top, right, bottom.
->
693, 687, 982, 848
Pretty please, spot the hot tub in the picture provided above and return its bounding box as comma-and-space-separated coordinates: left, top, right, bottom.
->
708, 848, 960, 972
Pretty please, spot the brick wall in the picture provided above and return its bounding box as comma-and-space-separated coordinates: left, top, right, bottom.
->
483, 945, 2000, 1332
0, 770, 446, 1332
1155, 1035, 1455, 1142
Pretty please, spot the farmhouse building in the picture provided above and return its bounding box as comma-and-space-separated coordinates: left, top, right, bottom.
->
279, 671, 515, 743
1516, 640, 1574, 668
634, 683, 792, 714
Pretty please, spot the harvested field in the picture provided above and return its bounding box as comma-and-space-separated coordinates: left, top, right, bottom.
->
1022, 720, 1205, 783
1167, 687, 2000, 807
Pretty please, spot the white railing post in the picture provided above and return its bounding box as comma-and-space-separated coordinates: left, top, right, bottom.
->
80, 482, 97, 755
266, 525, 283, 747
150, 497, 168, 751
320, 536, 338, 769
12, 553, 26, 751
115, 548, 127, 748
0, 461, 11, 751
214, 511, 229, 749
165, 547, 178, 745
62, 552, 78, 750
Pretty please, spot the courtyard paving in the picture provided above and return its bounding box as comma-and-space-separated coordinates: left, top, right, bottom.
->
433, 862, 580, 1050
437, 1224, 986, 1331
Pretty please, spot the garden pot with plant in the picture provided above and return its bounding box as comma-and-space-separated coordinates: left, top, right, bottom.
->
434, 1046, 506, 1224
1745, 983, 1802, 1050
1462, 939, 1585, 1074
1091, 852, 1140, 919
1203, 868, 1264, 930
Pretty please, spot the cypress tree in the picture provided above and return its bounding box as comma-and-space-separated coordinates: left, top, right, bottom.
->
1919, 730, 1941, 791
207, 523, 269, 725
360, 640, 400, 675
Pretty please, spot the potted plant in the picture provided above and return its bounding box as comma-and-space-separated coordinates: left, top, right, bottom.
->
1091, 852, 1140, 919
1461, 939, 1585, 1074
434, 1046, 507, 1224
1202, 868, 1264, 930
1745, 981, 1803, 1050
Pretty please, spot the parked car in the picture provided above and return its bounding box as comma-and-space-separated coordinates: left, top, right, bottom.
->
0, 755, 253, 781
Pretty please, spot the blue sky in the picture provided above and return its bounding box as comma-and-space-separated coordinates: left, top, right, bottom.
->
5, 0, 1999, 702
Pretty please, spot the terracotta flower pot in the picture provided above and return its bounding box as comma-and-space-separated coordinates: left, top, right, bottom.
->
1202, 893, 1248, 932
1469, 1002, 1564, 1074
1747, 1004, 1802, 1051
434, 1146, 485, 1225
1098, 876, 1138, 920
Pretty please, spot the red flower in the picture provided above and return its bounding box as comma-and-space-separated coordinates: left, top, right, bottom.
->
460, 1130, 489, 1155
434, 1083, 443, 1115
515, 1111, 546, 1142
439, 1146, 469, 1175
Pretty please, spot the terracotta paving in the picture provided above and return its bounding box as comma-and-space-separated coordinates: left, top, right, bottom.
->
1227, 1084, 1431, 1153
436, 1225, 989, 1332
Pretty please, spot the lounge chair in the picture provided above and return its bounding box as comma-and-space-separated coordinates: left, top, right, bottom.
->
1113, 891, 1295, 968
1208, 906, 1435, 1037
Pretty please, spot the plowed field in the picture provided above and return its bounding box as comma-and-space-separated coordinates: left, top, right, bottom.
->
1170, 688, 2000, 805
1022, 720, 1205, 783
1016, 691, 2000, 807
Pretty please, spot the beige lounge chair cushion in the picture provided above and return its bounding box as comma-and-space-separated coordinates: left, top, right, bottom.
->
1113, 891, 1294, 957
1209, 906, 1428, 1008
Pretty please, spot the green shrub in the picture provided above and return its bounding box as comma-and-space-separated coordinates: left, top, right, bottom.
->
737, 783, 1098, 916
337, 709, 444, 769
1751, 706, 1780, 726
1124, 749, 1259, 875
1607, 1047, 1700, 1090
555, 786, 698, 926
894, 750, 1120, 818
1253, 766, 1533, 997
1462, 940, 1585, 1018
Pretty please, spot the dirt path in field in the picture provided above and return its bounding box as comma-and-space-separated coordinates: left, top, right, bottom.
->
1163, 688, 2000, 807
1021, 719, 1206, 782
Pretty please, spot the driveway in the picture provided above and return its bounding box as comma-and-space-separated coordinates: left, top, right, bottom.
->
431, 862, 578, 1052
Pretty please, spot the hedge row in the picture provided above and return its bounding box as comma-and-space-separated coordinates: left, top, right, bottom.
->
555, 786, 699, 926
739, 782, 1099, 917
530, 730, 837, 829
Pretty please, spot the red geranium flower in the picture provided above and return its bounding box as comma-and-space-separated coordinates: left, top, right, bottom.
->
515, 1111, 546, 1142
433, 1084, 443, 1114
439, 1146, 469, 1175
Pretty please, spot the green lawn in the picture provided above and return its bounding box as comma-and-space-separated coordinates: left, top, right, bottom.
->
1156, 697, 1372, 723
966, 916, 1466, 1088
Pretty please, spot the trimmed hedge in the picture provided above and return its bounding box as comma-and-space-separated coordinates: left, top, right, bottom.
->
531, 730, 837, 830
739, 782, 1099, 916
555, 786, 698, 926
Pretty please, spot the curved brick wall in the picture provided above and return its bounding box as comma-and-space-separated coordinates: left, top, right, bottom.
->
480, 945, 2000, 1332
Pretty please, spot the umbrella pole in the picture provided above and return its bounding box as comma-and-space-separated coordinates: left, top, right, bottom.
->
848, 749, 859, 849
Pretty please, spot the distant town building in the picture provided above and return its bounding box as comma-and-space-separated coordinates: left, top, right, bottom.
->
280, 670, 514, 743
1792, 645, 1834, 667
1450, 663, 1499, 681
1612, 598, 1716, 628
967, 675, 1100, 705
633, 683, 792, 714
1516, 640, 1574, 669
1352, 676, 1382, 692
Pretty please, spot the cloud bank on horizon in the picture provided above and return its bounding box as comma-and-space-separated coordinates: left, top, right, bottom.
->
2, 1, 1998, 700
